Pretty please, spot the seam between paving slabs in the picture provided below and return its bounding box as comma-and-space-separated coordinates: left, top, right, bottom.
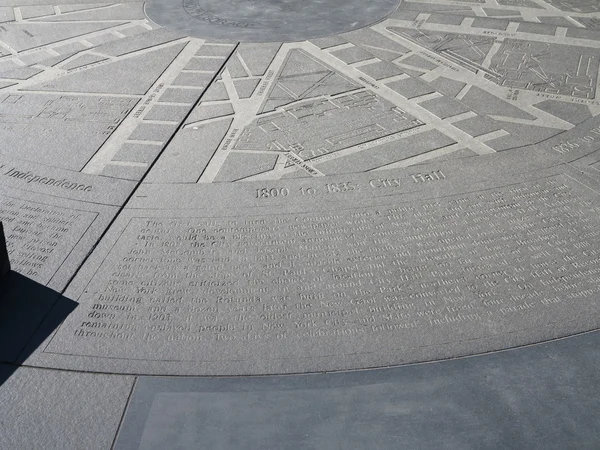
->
110, 375, 139, 450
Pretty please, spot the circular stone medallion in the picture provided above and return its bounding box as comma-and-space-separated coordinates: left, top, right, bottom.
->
145, 0, 401, 42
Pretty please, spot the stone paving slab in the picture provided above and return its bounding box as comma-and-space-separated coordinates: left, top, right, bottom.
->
3, 329, 600, 449
113, 331, 600, 450
0, 363, 134, 450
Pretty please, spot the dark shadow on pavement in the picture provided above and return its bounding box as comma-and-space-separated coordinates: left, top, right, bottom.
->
0, 271, 77, 386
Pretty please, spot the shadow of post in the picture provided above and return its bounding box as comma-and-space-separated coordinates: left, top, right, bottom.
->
0, 271, 77, 386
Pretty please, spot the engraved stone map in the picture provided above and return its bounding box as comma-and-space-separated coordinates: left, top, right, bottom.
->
2, 0, 600, 447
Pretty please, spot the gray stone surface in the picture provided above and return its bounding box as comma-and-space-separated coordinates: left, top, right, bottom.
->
35, 2, 144, 21
159, 87, 204, 104
453, 115, 502, 137
186, 103, 234, 123
331, 46, 375, 65
533, 100, 593, 125
0, 94, 138, 170
429, 77, 466, 97
29, 43, 187, 94
358, 60, 405, 79
1, 0, 600, 445
60, 54, 108, 71
0, 22, 122, 51
113, 330, 600, 450
0, 364, 134, 450
93, 28, 186, 57
386, 76, 436, 99
145, 119, 233, 183
420, 95, 472, 119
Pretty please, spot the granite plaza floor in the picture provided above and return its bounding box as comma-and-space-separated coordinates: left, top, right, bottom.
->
2, 0, 600, 448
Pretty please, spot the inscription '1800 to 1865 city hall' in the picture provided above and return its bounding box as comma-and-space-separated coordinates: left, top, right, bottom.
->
41, 173, 600, 373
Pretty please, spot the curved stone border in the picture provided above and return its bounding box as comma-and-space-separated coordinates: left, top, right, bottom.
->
145, 0, 401, 42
